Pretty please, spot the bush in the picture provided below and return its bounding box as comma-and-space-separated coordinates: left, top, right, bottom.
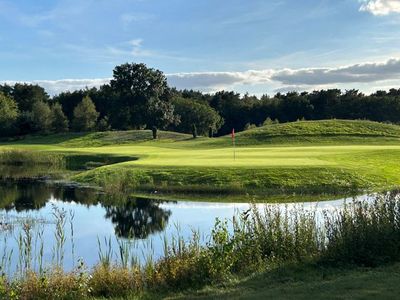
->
244, 123, 257, 131
89, 266, 142, 298
322, 192, 400, 266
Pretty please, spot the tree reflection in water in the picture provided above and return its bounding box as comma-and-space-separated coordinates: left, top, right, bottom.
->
0, 180, 174, 239
104, 197, 172, 239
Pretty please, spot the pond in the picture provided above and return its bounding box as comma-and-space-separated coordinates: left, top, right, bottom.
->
0, 180, 371, 276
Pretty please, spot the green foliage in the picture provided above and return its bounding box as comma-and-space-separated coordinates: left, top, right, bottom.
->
206, 218, 236, 280
172, 97, 223, 136
96, 116, 111, 132
323, 192, 400, 266
243, 123, 257, 131
51, 103, 69, 133
110, 62, 177, 129
11, 83, 49, 112
72, 96, 99, 132
0, 150, 65, 167
0, 93, 18, 132
31, 101, 52, 133
262, 117, 275, 126
147, 96, 179, 129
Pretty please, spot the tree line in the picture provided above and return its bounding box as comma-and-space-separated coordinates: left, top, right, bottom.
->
1, 62, 400, 138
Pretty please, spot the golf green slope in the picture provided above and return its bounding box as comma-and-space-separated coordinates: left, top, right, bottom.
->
2, 119, 400, 200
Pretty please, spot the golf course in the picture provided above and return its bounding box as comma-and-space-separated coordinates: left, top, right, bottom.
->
3, 119, 400, 299
2, 119, 400, 201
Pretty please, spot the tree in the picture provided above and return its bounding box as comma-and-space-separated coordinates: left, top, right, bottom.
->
97, 116, 111, 132
53, 90, 86, 121
146, 96, 179, 129
12, 83, 49, 112
31, 101, 52, 133
51, 103, 69, 133
72, 96, 99, 132
172, 97, 223, 136
0, 93, 18, 135
209, 91, 249, 135
110, 63, 178, 129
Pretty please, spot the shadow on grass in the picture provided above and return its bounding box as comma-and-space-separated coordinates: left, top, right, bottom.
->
170, 263, 400, 300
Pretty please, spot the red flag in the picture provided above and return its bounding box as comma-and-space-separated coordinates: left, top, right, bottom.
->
231, 128, 235, 140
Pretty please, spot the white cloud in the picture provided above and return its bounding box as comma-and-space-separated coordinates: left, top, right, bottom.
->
270, 58, 400, 85
36, 78, 112, 95
167, 70, 273, 91
360, 0, 400, 15
1, 79, 111, 96
3, 58, 400, 95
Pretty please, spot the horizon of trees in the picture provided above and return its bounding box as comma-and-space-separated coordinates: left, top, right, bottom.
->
1, 62, 400, 138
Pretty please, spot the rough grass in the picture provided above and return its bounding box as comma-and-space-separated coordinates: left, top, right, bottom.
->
2, 120, 400, 199
167, 263, 400, 300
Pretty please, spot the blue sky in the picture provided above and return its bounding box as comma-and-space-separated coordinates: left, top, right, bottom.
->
1, 0, 400, 95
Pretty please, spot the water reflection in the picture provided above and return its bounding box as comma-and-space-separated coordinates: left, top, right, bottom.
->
0, 181, 172, 240
0, 179, 379, 272
105, 198, 171, 239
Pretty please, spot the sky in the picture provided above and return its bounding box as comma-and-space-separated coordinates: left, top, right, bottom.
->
1, 0, 400, 96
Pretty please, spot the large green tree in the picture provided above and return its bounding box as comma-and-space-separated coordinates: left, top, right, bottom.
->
172, 97, 223, 136
110, 63, 178, 129
0, 93, 19, 133
72, 96, 99, 131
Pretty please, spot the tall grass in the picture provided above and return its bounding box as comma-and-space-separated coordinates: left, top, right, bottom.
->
0, 150, 65, 167
1, 192, 400, 299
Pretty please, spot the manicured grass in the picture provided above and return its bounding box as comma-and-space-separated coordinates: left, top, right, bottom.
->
2, 120, 400, 199
166, 263, 400, 300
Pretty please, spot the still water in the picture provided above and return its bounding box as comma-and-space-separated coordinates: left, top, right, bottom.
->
0, 180, 369, 273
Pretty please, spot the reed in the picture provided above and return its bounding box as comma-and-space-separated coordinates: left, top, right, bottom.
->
0, 150, 65, 167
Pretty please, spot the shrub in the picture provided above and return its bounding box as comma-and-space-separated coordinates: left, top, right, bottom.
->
322, 192, 400, 266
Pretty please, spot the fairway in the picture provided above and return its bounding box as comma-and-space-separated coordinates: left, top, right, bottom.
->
29, 143, 400, 169
3, 120, 400, 199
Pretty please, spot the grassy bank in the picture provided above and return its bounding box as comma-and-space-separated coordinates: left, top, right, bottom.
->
2, 120, 400, 199
168, 263, 400, 300
1, 191, 400, 299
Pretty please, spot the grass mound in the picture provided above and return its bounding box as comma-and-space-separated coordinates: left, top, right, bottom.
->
6, 130, 192, 148
212, 120, 400, 146
59, 130, 193, 147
